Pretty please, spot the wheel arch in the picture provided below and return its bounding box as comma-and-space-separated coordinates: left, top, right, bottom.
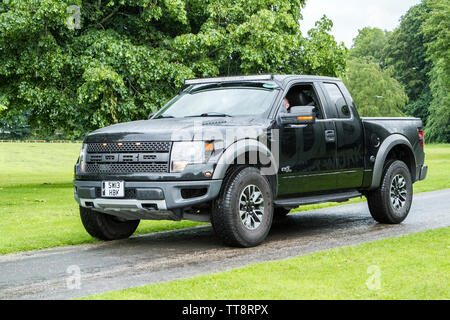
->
212, 139, 278, 197
370, 134, 417, 190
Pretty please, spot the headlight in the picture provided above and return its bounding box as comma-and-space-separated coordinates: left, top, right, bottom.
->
170, 141, 214, 173
78, 143, 87, 172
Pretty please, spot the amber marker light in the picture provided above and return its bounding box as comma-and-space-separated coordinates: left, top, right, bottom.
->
102, 143, 107, 147
205, 143, 214, 151
297, 116, 313, 121
117, 142, 123, 147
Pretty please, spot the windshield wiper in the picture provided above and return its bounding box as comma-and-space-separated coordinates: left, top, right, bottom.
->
156, 115, 175, 119
186, 112, 233, 118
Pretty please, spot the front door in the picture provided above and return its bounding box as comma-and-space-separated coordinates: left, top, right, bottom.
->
277, 83, 338, 196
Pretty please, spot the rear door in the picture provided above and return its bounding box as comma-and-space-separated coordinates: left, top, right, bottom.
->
319, 82, 365, 189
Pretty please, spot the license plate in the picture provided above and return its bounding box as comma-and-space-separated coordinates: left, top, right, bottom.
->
102, 181, 124, 198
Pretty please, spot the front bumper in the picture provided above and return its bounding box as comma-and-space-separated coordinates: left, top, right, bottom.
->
73, 179, 222, 222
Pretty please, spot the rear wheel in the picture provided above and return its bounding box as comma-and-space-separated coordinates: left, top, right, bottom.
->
366, 160, 413, 224
211, 167, 274, 247
80, 206, 140, 240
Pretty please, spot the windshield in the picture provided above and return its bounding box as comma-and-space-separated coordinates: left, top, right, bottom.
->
156, 84, 279, 118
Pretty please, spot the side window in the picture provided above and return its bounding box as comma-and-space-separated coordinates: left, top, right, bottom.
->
323, 83, 351, 119
280, 84, 324, 119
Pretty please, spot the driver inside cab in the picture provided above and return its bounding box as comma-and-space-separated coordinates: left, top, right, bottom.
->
281, 86, 319, 116
283, 97, 291, 112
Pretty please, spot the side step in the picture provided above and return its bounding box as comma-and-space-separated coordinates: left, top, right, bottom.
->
274, 190, 362, 208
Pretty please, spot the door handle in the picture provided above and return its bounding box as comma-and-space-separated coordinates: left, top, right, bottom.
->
325, 130, 336, 143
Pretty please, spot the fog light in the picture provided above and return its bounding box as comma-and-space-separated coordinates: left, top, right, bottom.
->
172, 160, 188, 173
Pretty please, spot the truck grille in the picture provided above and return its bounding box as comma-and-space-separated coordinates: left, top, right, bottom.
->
85, 141, 171, 174
86, 163, 169, 174
87, 141, 171, 153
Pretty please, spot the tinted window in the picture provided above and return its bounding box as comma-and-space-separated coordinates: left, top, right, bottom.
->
323, 83, 351, 119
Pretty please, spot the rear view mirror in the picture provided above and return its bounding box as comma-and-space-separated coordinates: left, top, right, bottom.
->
279, 106, 316, 126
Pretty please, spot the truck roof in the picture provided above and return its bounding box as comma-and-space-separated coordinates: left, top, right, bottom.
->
272, 75, 341, 84
184, 74, 341, 87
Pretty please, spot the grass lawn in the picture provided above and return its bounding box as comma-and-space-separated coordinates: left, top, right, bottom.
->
0, 143, 449, 254
0, 143, 203, 254
85, 227, 450, 300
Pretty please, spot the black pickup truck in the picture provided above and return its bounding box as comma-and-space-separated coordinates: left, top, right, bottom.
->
74, 75, 427, 247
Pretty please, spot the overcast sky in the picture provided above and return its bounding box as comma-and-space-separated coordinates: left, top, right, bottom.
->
299, 0, 422, 48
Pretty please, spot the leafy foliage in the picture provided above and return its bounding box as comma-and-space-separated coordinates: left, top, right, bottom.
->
0, 0, 348, 138
422, 0, 450, 143
349, 27, 389, 65
347, 27, 408, 117
383, 2, 432, 125
347, 0, 450, 143
343, 59, 407, 117
301, 16, 348, 76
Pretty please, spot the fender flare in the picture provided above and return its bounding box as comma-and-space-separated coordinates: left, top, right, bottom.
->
370, 134, 416, 190
212, 139, 278, 181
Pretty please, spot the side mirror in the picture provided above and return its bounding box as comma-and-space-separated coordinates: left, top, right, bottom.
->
279, 106, 316, 126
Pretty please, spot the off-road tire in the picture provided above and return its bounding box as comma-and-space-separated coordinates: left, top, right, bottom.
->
366, 160, 413, 224
80, 206, 140, 240
211, 167, 274, 247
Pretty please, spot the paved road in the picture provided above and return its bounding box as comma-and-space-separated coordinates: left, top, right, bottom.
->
0, 189, 449, 300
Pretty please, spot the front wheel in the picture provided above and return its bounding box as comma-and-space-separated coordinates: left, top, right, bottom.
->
211, 167, 274, 247
366, 160, 413, 224
80, 206, 140, 240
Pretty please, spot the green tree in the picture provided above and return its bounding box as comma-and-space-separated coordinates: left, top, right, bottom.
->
349, 27, 389, 65
0, 0, 347, 138
346, 27, 408, 117
301, 16, 348, 77
422, 0, 450, 142
384, 2, 432, 125
343, 59, 408, 117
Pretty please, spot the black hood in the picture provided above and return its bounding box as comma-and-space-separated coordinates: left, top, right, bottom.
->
84, 117, 270, 143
